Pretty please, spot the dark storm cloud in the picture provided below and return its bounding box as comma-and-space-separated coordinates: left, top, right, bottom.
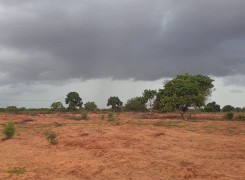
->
0, 0, 245, 85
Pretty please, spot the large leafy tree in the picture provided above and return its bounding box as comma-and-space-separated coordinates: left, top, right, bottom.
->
160, 74, 214, 113
107, 96, 123, 111
65, 92, 83, 110
84, 101, 98, 112
124, 97, 147, 112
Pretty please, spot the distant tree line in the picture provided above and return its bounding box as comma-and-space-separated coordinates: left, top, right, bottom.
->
1, 74, 245, 114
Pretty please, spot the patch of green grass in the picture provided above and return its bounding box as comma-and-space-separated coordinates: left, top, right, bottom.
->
6, 167, 26, 175
203, 125, 219, 131
153, 121, 186, 128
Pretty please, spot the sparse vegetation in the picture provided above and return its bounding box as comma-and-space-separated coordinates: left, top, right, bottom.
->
108, 112, 114, 122
45, 131, 57, 144
2, 121, 16, 139
6, 167, 26, 175
225, 112, 234, 120
81, 111, 88, 120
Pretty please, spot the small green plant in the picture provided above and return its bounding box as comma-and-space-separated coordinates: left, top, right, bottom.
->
6, 167, 26, 175
45, 131, 57, 144
108, 112, 114, 122
81, 111, 88, 120
236, 114, 245, 121
2, 121, 16, 139
225, 112, 234, 120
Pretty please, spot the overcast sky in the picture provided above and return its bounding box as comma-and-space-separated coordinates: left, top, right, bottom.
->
0, 0, 245, 108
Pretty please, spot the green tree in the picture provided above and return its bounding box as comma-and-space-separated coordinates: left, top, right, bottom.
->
50, 102, 64, 111
107, 96, 123, 111
143, 89, 157, 110
204, 101, 221, 112
159, 74, 214, 114
124, 97, 147, 112
222, 105, 235, 112
84, 101, 98, 112
65, 92, 83, 111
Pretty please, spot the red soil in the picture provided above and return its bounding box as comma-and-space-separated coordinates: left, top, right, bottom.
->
0, 112, 245, 179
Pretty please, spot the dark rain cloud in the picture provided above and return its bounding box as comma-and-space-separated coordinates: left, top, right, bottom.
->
0, 0, 245, 85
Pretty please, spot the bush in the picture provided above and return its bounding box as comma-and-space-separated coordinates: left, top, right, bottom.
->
45, 131, 57, 144
236, 114, 245, 121
81, 111, 88, 120
225, 112, 234, 120
108, 112, 114, 122
2, 121, 16, 139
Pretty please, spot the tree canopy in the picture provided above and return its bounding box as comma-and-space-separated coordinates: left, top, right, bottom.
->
65, 92, 83, 110
107, 96, 123, 111
84, 101, 98, 112
222, 105, 235, 112
124, 96, 147, 112
50, 102, 64, 111
159, 74, 214, 112
204, 101, 221, 112
142, 89, 157, 109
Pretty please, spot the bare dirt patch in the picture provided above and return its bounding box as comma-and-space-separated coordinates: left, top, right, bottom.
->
0, 112, 245, 179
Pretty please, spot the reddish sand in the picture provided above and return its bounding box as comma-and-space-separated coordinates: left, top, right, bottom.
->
0, 112, 245, 179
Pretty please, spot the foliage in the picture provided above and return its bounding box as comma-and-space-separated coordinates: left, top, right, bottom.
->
84, 101, 97, 112
159, 74, 214, 112
6, 167, 26, 175
142, 89, 157, 109
2, 121, 16, 139
204, 101, 221, 112
81, 111, 88, 120
6, 106, 19, 113
236, 114, 245, 121
108, 112, 114, 122
225, 112, 234, 120
235, 107, 242, 112
65, 92, 83, 111
124, 97, 148, 112
50, 102, 64, 111
222, 105, 235, 112
45, 131, 57, 144
107, 96, 123, 111
153, 89, 164, 111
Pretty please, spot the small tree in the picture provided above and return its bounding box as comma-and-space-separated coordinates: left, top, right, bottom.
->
204, 101, 221, 112
222, 105, 235, 112
50, 102, 64, 111
124, 97, 147, 112
84, 101, 97, 112
159, 74, 214, 118
65, 92, 83, 111
143, 89, 157, 110
107, 96, 123, 111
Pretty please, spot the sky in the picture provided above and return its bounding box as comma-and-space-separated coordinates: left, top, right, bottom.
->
0, 0, 245, 108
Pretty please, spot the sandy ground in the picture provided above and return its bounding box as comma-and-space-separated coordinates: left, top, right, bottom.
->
0, 112, 245, 180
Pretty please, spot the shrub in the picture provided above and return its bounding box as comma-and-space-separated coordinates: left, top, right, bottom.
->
225, 112, 234, 120
2, 121, 16, 139
108, 112, 114, 122
45, 131, 57, 144
81, 111, 88, 120
236, 114, 245, 121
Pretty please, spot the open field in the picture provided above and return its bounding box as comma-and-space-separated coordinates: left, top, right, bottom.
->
0, 112, 245, 180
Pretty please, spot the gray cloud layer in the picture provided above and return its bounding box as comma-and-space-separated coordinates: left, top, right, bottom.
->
0, 0, 245, 85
